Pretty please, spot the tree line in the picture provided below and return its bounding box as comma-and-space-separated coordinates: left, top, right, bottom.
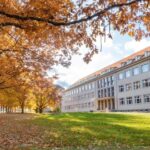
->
0, 0, 149, 113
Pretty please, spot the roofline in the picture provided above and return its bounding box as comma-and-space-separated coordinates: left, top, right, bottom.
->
65, 46, 150, 92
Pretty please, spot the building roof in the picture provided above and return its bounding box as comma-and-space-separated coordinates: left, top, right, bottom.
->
72, 46, 150, 86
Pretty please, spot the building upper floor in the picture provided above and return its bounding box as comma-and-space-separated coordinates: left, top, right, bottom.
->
62, 46, 150, 101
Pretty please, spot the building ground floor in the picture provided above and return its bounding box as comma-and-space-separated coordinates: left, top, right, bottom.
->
62, 97, 150, 112
97, 98, 115, 112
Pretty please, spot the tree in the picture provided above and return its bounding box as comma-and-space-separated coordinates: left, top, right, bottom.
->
0, 89, 18, 113
0, 0, 149, 112
32, 76, 59, 113
0, 0, 149, 63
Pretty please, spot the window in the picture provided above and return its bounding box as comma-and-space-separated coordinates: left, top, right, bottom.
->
142, 64, 149, 73
81, 86, 84, 91
89, 84, 92, 90
101, 89, 104, 98
119, 98, 125, 105
144, 51, 150, 57
104, 89, 107, 97
133, 67, 140, 75
107, 77, 111, 86
98, 81, 100, 88
104, 78, 107, 87
134, 96, 142, 104
85, 85, 88, 91
126, 83, 132, 91
134, 81, 140, 90
111, 87, 114, 96
119, 73, 124, 80
125, 70, 131, 78
144, 94, 150, 103
108, 88, 111, 97
127, 59, 132, 65
143, 79, 150, 87
101, 79, 104, 88
119, 85, 124, 92
127, 97, 133, 104
92, 82, 95, 89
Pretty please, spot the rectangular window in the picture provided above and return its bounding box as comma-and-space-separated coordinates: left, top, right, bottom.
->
85, 85, 88, 91
108, 88, 111, 97
119, 98, 125, 105
98, 81, 100, 89
98, 90, 101, 98
143, 79, 150, 87
133, 81, 140, 90
126, 83, 132, 91
101, 89, 103, 98
111, 87, 114, 96
89, 84, 92, 90
119, 85, 124, 92
133, 67, 140, 75
134, 96, 142, 104
92, 82, 95, 89
104, 78, 107, 87
104, 89, 107, 97
126, 70, 131, 78
119, 73, 124, 80
142, 64, 149, 73
111, 76, 114, 85
108, 77, 111, 86
101, 79, 104, 88
127, 97, 133, 104
144, 94, 150, 103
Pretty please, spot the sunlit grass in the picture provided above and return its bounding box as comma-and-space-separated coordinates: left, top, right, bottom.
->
30, 112, 150, 149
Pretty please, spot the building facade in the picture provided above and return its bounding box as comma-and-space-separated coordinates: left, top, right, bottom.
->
61, 47, 150, 112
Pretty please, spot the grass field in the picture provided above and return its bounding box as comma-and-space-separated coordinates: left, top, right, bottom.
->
0, 112, 150, 150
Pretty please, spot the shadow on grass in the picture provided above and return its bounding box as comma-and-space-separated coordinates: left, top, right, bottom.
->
31, 113, 150, 150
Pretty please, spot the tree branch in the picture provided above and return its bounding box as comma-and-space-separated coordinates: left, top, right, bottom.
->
0, 0, 144, 27
0, 86, 14, 90
0, 22, 24, 29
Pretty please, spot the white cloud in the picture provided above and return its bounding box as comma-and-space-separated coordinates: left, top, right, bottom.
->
55, 36, 150, 88
124, 39, 150, 53
55, 38, 118, 88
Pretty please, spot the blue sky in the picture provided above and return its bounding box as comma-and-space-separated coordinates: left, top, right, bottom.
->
55, 31, 150, 88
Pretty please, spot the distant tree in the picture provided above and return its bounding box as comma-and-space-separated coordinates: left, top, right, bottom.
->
0, 0, 149, 110
32, 77, 60, 113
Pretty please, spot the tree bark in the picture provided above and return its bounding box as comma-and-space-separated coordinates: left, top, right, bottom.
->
39, 107, 43, 113
21, 102, 25, 114
21, 106, 24, 114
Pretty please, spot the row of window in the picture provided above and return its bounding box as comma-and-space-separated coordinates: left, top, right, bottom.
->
119, 78, 150, 92
119, 63, 150, 80
119, 94, 150, 105
121, 51, 150, 67
98, 87, 114, 98
64, 92, 95, 103
97, 76, 114, 88
65, 82, 95, 96
64, 102, 94, 110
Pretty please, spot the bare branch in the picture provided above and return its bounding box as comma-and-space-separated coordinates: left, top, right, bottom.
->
0, 0, 144, 27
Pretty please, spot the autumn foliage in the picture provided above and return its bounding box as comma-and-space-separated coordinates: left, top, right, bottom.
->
0, 0, 149, 113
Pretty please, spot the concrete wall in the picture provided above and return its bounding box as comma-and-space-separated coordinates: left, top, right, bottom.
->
116, 60, 150, 111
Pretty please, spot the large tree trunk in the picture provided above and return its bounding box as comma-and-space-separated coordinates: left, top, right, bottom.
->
39, 107, 43, 113
20, 102, 25, 114
21, 106, 24, 114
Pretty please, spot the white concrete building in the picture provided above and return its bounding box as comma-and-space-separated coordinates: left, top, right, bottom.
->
61, 46, 150, 112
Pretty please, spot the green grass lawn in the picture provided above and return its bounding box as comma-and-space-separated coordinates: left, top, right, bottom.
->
31, 112, 150, 150
1, 112, 150, 150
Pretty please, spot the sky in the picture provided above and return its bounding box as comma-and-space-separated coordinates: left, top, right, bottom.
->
55, 31, 150, 89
